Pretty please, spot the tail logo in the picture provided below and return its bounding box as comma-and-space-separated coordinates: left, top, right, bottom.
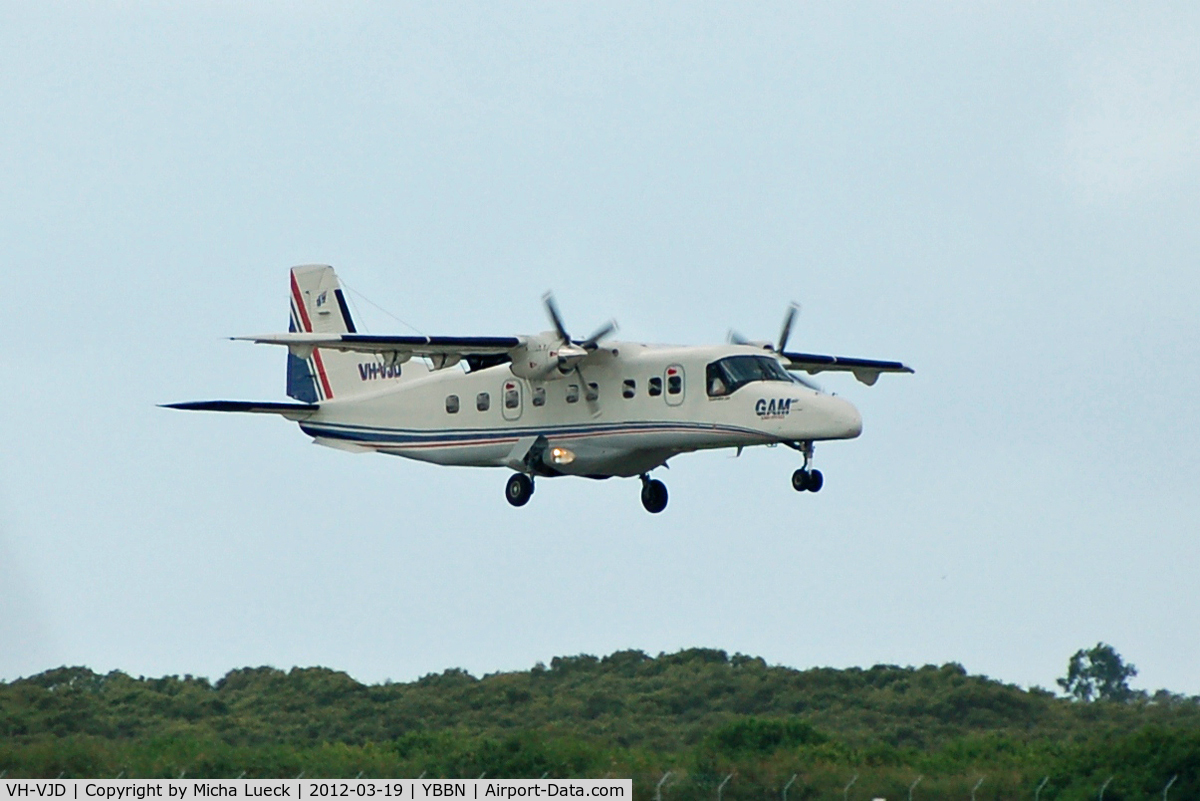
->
316, 291, 328, 307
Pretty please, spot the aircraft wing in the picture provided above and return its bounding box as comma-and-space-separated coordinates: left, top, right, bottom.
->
780, 351, 914, 386
235, 333, 521, 360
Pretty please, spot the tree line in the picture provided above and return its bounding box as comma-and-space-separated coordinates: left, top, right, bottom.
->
2, 647, 1197, 799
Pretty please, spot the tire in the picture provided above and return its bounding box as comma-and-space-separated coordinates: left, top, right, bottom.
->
807, 469, 824, 492
792, 469, 809, 492
506, 473, 533, 507
641, 479, 668, 513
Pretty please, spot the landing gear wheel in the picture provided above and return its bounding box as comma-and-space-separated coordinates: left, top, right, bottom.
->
640, 478, 668, 514
791, 469, 824, 493
792, 469, 809, 492
506, 473, 534, 507
807, 469, 823, 492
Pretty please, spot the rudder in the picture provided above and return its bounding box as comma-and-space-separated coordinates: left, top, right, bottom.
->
286, 265, 410, 401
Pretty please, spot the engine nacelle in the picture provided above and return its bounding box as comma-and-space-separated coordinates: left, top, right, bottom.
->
509, 334, 585, 380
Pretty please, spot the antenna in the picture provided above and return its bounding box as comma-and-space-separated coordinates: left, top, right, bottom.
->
908, 775, 922, 801
1034, 777, 1050, 801
1163, 775, 1178, 800
970, 777, 984, 801
718, 774, 733, 801
1099, 776, 1114, 800
843, 773, 858, 801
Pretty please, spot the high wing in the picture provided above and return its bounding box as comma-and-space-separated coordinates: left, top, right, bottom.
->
235, 333, 522, 370
781, 351, 914, 386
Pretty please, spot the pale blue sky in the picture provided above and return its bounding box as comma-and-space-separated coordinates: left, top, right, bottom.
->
2, 3, 1198, 695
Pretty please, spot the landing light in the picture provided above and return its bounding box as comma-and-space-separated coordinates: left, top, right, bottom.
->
549, 447, 576, 465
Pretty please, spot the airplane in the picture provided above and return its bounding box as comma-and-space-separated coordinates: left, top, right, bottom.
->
166, 265, 913, 513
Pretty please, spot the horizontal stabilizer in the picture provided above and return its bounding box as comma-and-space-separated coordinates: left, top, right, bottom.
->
162, 400, 319, 420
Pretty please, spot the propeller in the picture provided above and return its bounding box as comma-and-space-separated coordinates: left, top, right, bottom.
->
726, 329, 755, 347
542, 293, 618, 351
777, 301, 799, 353
543, 292, 571, 344
542, 292, 617, 416
581, 320, 617, 350
729, 301, 823, 391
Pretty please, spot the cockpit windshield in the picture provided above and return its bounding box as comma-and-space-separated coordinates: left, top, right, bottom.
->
706, 355, 795, 397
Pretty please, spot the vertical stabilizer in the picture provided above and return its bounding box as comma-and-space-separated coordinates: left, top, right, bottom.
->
286, 265, 415, 401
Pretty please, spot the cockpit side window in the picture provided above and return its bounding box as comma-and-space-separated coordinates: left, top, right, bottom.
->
706, 355, 794, 396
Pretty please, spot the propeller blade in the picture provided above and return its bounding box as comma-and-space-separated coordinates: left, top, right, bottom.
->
790, 372, 823, 392
576, 365, 601, 418
777, 302, 799, 353
542, 292, 571, 343
581, 319, 618, 349
728, 329, 752, 346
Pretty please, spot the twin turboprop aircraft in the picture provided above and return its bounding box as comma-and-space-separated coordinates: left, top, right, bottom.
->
167, 265, 913, 513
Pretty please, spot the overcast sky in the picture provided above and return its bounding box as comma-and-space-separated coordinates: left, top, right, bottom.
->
2, 3, 1198, 696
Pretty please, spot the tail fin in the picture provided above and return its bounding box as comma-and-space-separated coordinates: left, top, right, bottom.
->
286, 265, 412, 401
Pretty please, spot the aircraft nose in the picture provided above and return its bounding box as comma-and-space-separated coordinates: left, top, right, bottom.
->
835, 397, 863, 439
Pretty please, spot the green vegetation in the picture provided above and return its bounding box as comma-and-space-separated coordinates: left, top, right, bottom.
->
1057, 643, 1138, 703
2, 648, 1198, 799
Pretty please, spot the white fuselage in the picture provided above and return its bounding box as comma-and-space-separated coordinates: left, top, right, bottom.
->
297, 342, 863, 478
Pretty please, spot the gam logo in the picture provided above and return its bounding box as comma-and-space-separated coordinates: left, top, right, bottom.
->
755, 398, 796, 419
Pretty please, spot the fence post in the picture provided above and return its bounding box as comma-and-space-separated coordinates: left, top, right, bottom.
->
782, 774, 798, 801
717, 774, 733, 801
656, 772, 673, 801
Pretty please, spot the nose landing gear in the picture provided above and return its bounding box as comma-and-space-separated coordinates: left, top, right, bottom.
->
505, 473, 534, 507
640, 474, 668, 513
788, 440, 824, 493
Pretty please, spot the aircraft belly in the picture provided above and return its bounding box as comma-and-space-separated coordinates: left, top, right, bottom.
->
300, 415, 767, 476
379, 441, 513, 468
549, 425, 761, 477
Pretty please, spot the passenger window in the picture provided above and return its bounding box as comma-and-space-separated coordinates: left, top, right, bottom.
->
648, 377, 663, 397
445, 395, 460, 414
504, 385, 520, 409
622, 379, 636, 399
476, 392, 490, 412
532, 386, 546, 407
586, 382, 600, 402
665, 364, 685, 406
566, 384, 579, 403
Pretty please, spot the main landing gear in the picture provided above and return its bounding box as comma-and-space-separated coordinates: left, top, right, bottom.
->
788, 440, 824, 493
640, 474, 668, 514
792, 468, 823, 492
505, 473, 534, 507
505, 472, 669, 513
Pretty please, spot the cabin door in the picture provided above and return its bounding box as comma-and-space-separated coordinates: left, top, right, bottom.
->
501, 379, 524, 421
